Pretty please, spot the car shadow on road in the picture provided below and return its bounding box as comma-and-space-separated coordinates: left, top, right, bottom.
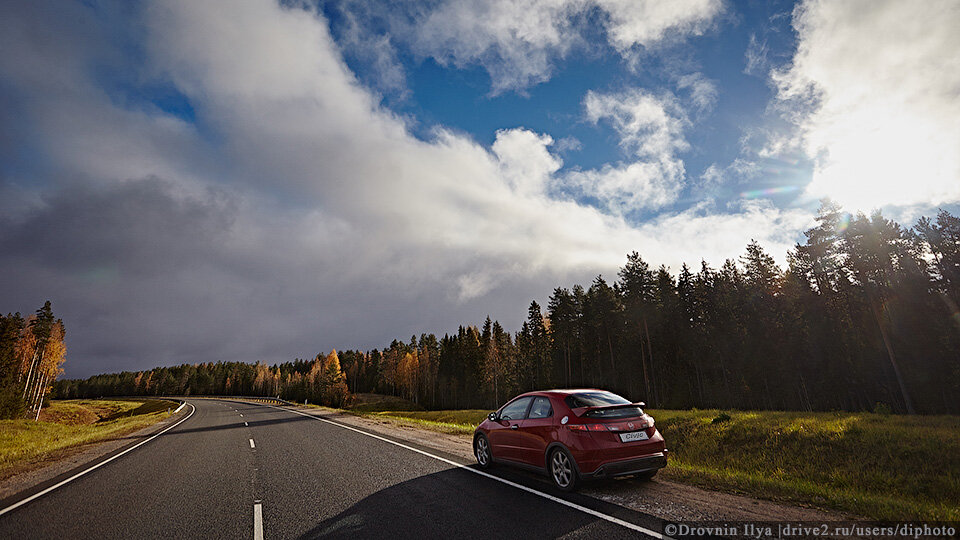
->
296, 466, 662, 540
96, 414, 315, 443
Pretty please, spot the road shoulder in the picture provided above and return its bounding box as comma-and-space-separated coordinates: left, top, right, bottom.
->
292, 404, 857, 523
0, 401, 190, 502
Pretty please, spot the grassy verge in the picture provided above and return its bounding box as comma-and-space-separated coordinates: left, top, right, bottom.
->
341, 400, 959, 521
0, 399, 175, 480
339, 393, 485, 434
357, 410, 489, 435
650, 409, 960, 521
348, 393, 426, 413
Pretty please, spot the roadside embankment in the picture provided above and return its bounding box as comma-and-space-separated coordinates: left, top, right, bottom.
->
0, 399, 176, 482
338, 398, 959, 521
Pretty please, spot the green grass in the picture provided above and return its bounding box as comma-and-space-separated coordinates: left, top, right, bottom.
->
342, 394, 485, 433
344, 401, 959, 520
359, 410, 489, 435
347, 393, 426, 413
0, 399, 174, 479
648, 409, 960, 520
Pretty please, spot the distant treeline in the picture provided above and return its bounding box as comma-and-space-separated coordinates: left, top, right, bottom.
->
1, 301, 67, 419
53, 351, 350, 407
56, 202, 960, 414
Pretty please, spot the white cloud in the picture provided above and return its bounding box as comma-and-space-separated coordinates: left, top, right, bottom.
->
492, 128, 562, 196
596, 0, 723, 52
411, 0, 582, 94
676, 72, 719, 113
566, 160, 684, 214
554, 136, 582, 153
584, 89, 688, 158
568, 89, 688, 213
701, 163, 724, 186
634, 199, 814, 268
700, 158, 762, 187
772, 0, 960, 211
398, 0, 723, 93
0, 0, 810, 375
336, 8, 408, 98
743, 33, 768, 76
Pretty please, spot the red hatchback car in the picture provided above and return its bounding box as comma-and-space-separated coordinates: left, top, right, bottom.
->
473, 389, 667, 491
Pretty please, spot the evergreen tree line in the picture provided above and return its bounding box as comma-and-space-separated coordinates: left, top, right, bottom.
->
54, 202, 960, 414
53, 350, 350, 407
0, 301, 68, 419
337, 202, 960, 414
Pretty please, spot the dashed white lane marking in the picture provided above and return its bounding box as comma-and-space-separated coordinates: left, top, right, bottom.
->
249, 438, 256, 449
0, 403, 197, 517
260, 403, 668, 539
244, 422, 249, 426
253, 501, 263, 540
239, 414, 243, 417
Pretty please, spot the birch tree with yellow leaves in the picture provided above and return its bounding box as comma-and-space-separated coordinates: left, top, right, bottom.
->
0, 301, 66, 419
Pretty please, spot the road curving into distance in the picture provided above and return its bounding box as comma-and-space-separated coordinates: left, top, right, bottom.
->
0, 399, 670, 539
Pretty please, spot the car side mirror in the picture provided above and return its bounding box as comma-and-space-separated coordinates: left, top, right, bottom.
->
638, 402, 646, 408
488, 412, 497, 421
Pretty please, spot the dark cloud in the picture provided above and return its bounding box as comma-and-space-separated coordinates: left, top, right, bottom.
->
0, 0, 814, 379
2, 177, 235, 278
0, 176, 590, 377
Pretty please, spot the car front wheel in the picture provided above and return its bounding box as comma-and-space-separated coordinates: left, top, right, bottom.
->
549, 448, 580, 492
475, 434, 493, 469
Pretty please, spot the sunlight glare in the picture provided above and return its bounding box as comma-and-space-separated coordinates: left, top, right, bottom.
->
804, 108, 957, 211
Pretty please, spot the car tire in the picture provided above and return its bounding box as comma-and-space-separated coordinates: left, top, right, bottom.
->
549, 447, 580, 492
474, 434, 493, 469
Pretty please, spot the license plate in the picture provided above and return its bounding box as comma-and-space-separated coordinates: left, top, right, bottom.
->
619, 431, 649, 443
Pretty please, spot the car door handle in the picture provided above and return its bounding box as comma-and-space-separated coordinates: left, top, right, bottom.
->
510, 424, 519, 430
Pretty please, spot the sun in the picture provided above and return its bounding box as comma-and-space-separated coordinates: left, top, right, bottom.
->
803, 106, 958, 213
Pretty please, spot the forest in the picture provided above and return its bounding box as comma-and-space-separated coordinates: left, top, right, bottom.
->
0, 301, 68, 419
53, 202, 960, 414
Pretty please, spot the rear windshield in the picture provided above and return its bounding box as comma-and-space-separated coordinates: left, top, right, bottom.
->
565, 392, 643, 418
564, 391, 631, 408
583, 406, 644, 419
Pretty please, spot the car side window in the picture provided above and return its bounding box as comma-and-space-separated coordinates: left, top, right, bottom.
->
528, 396, 553, 419
499, 397, 532, 420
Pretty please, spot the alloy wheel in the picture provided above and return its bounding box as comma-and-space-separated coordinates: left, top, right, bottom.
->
551, 450, 572, 488
476, 436, 490, 466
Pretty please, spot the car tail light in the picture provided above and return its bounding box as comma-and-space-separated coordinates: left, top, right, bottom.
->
567, 423, 608, 432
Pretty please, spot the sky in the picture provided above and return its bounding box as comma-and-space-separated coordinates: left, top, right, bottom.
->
1, 0, 958, 378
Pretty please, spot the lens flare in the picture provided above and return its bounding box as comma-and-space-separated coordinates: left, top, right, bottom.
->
836, 213, 851, 233
739, 185, 800, 199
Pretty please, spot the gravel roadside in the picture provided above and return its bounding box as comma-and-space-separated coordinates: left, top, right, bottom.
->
305, 406, 857, 522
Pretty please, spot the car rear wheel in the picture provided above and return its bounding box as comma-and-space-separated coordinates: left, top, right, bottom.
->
549, 448, 580, 492
475, 434, 493, 469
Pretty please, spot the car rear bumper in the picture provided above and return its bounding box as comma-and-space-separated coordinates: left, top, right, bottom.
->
580, 451, 668, 479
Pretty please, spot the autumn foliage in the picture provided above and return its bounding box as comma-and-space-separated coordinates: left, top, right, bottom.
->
0, 301, 67, 419
55, 350, 352, 408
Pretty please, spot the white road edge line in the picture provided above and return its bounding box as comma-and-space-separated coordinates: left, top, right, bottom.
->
0, 402, 197, 517
253, 501, 264, 540
261, 403, 668, 540
249, 438, 256, 449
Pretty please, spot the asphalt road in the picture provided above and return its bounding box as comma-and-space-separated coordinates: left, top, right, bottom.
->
0, 399, 668, 539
